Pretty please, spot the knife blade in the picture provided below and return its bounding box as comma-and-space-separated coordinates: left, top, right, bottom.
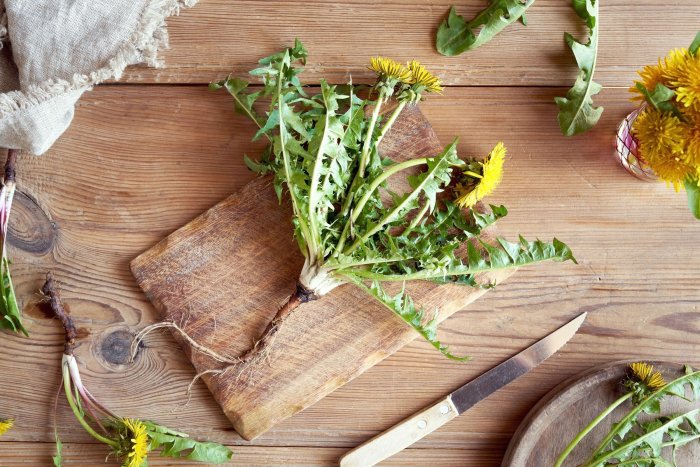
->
339, 312, 587, 467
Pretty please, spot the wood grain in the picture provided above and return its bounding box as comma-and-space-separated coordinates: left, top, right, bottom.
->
130, 104, 513, 440
120, 0, 700, 87
504, 361, 699, 466
0, 84, 697, 465
0, 442, 502, 466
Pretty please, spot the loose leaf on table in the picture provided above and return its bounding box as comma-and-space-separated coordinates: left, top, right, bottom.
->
144, 421, 233, 464
52, 431, 62, 467
555, 0, 603, 136
436, 1, 535, 56
0, 257, 26, 336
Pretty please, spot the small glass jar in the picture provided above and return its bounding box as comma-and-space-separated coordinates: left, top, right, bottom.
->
615, 105, 657, 181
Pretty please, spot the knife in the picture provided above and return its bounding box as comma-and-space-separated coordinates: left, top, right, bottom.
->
339, 312, 587, 466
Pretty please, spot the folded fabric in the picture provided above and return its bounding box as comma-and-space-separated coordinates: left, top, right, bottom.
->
0, 0, 196, 155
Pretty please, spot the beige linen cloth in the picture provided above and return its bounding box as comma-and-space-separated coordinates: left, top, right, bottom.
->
0, 0, 196, 155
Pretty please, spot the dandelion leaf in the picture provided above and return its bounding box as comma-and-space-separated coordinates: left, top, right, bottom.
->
0, 258, 27, 336
555, 0, 603, 136
436, 1, 535, 56
144, 421, 233, 464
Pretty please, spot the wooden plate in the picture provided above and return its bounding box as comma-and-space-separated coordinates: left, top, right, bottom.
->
503, 360, 700, 466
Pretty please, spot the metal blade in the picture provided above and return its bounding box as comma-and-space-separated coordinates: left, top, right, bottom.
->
450, 312, 587, 414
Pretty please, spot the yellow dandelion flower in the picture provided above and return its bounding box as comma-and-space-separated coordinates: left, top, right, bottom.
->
663, 48, 691, 83
650, 155, 694, 191
634, 108, 693, 190
625, 362, 668, 404
0, 418, 13, 436
455, 142, 506, 209
369, 57, 412, 84
407, 60, 443, 94
676, 62, 700, 112
663, 48, 700, 111
122, 418, 149, 467
630, 61, 667, 101
634, 107, 686, 159
664, 49, 690, 81
629, 362, 666, 392
679, 113, 700, 167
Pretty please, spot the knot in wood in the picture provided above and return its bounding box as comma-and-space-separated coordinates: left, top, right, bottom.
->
100, 329, 135, 365
8, 191, 56, 255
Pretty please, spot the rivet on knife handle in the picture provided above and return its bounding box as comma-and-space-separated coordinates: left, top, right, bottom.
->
339, 395, 458, 467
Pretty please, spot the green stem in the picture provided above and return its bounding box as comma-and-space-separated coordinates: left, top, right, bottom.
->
347, 248, 559, 281
614, 459, 674, 467
277, 59, 313, 258
343, 151, 455, 256
358, 90, 386, 177
347, 265, 472, 282
335, 136, 427, 255
403, 201, 431, 236
223, 82, 271, 143
320, 82, 353, 194
662, 433, 700, 448
326, 254, 417, 272
350, 157, 429, 226
307, 82, 332, 261
333, 216, 351, 255
554, 392, 633, 467
375, 101, 406, 147
335, 89, 388, 233
589, 410, 700, 466
338, 168, 361, 221
62, 359, 118, 448
586, 371, 700, 464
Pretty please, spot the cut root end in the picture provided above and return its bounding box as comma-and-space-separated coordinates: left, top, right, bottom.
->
41, 273, 76, 355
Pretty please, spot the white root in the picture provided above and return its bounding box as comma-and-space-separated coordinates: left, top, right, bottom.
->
129, 321, 240, 365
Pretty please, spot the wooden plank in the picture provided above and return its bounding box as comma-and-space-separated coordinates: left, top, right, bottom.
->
122, 0, 700, 86
0, 442, 502, 466
130, 104, 513, 440
0, 85, 698, 466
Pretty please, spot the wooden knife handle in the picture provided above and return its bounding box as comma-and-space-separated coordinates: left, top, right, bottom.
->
339, 395, 458, 466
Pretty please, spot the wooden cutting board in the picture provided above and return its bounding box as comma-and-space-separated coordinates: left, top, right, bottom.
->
130, 105, 514, 441
503, 361, 700, 466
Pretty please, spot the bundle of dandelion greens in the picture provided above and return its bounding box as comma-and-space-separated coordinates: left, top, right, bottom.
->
41, 273, 233, 466
137, 40, 575, 373
556, 362, 700, 466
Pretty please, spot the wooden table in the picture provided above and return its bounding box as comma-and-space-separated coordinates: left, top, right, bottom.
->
2, 1, 699, 465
